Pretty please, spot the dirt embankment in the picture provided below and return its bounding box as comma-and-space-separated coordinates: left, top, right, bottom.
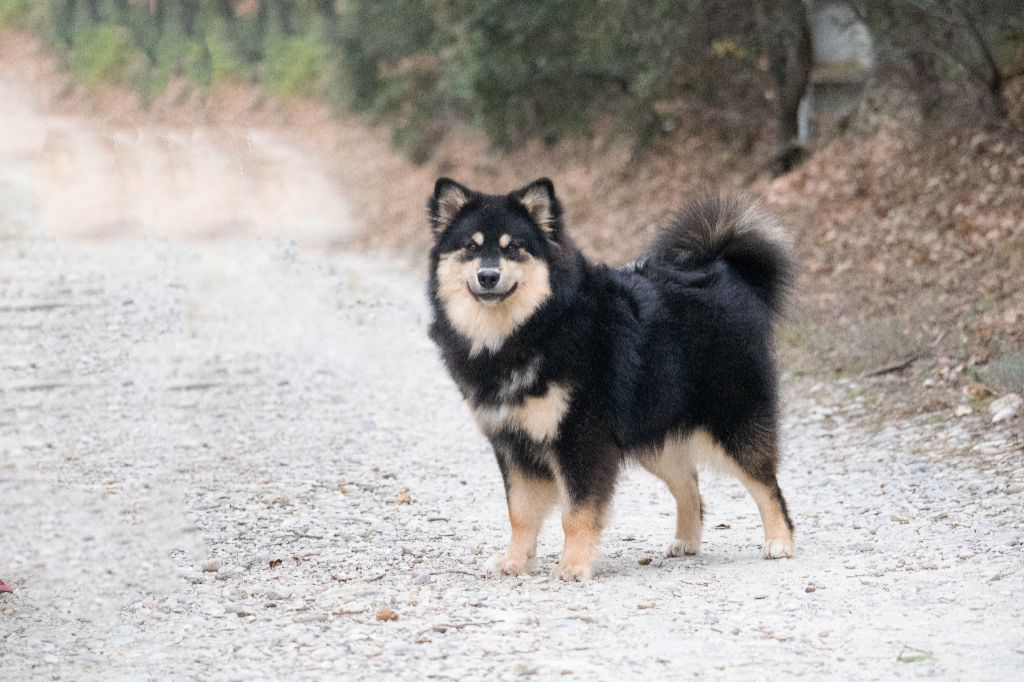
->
2, 32, 1022, 423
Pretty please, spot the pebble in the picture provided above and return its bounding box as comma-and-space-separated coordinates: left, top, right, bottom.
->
204, 605, 226, 618
990, 393, 1022, 423
414, 570, 432, 585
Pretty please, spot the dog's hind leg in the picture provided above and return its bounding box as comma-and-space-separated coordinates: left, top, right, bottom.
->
728, 434, 795, 560
641, 444, 703, 557
737, 469, 794, 559
689, 428, 795, 559
488, 464, 558, 576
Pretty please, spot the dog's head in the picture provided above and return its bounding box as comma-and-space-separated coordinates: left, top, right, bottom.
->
428, 177, 563, 354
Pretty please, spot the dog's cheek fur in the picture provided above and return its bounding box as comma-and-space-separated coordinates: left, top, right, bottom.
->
435, 251, 553, 356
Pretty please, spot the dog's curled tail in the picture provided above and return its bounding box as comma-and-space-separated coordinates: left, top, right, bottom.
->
646, 194, 795, 316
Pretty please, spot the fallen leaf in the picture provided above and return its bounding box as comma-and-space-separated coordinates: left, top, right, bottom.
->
963, 382, 993, 400
396, 489, 412, 505
376, 607, 398, 622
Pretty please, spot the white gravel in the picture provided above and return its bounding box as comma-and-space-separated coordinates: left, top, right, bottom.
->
1, 74, 1023, 681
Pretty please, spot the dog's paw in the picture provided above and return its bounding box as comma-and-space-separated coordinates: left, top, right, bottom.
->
549, 560, 593, 582
484, 554, 535, 576
763, 538, 795, 559
664, 538, 700, 557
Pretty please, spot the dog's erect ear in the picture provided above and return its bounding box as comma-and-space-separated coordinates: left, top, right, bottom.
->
428, 177, 472, 233
511, 178, 561, 237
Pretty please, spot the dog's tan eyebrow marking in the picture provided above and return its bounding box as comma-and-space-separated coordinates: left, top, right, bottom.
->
499, 234, 512, 248
472, 232, 484, 246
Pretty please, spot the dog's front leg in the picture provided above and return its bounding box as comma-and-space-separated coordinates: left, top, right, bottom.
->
487, 464, 557, 576
550, 497, 606, 582
549, 432, 620, 582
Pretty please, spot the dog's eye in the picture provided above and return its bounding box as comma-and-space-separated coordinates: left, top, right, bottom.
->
501, 241, 522, 256
465, 241, 480, 252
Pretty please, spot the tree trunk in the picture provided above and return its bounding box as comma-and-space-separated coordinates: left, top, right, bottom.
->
755, 0, 813, 174
83, 0, 100, 22
315, 0, 339, 45
180, 0, 201, 37
216, 0, 233, 21
271, 0, 293, 35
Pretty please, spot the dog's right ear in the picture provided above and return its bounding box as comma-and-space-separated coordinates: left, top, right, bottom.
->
428, 178, 472, 233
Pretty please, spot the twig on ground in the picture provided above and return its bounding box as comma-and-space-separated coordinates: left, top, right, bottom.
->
862, 353, 922, 378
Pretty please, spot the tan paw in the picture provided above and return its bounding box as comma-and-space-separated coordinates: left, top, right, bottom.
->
484, 554, 535, 576
664, 538, 700, 557
549, 560, 594, 582
763, 538, 795, 559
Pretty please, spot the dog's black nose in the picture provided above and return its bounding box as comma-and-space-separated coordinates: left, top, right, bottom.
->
477, 269, 501, 289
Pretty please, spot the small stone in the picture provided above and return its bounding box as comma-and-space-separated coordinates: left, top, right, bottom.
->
990, 393, 1022, 423
200, 559, 222, 573
376, 607, 398, 622
805, 584, 817, 593
217, 564, 241, 579
414, 570, 431, 585
295, 612, 328, 623
953, 404, 972, 417
637, 556, 652, 566
513, 663, 538, 676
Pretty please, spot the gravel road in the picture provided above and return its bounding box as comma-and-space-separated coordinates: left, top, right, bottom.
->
1, 74, 1023, 680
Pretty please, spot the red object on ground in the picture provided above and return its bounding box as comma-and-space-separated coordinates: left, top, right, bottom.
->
0, 580, 12, 593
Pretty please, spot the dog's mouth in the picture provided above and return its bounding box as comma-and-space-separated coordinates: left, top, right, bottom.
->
471, 282, 518, 303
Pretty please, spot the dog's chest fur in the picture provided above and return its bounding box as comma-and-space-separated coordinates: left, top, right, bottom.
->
453, 354, 572, 444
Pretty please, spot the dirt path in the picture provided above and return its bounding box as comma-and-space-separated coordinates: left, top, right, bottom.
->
1, 75, 1022, 680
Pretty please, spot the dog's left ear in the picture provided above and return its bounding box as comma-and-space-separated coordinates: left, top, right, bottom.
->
511, 178, 562, 237
428, 177, 472, 233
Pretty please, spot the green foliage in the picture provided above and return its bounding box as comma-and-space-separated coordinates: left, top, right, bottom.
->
16, 0, 1020, 158
203, 23, 248, 85
265, 35, 328, 97
335, 0, 764, 151
69, 24, 146, 86
0, 0, 33, 30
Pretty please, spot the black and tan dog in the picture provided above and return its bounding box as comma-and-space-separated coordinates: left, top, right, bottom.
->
427, 177, 795, 581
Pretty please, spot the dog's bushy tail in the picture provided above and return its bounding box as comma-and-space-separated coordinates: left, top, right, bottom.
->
646, 194, 795, 316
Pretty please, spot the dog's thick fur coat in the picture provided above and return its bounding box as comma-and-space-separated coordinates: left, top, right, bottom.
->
427, 178, 796, 580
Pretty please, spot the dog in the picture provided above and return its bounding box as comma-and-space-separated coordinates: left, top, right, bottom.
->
426, 177, 795, 581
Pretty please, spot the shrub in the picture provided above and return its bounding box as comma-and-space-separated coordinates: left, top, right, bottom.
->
0, 0, 32, 31
986, 352, 1024, 395
68, 24, 146, 86
264, 35, 329, 98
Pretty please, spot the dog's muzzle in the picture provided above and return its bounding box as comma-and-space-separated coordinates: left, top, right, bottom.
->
469, 268, 517, 302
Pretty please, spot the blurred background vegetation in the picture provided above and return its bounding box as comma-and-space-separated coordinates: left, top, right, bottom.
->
0, 0, 1021, 165
0, 1, 1021, 406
